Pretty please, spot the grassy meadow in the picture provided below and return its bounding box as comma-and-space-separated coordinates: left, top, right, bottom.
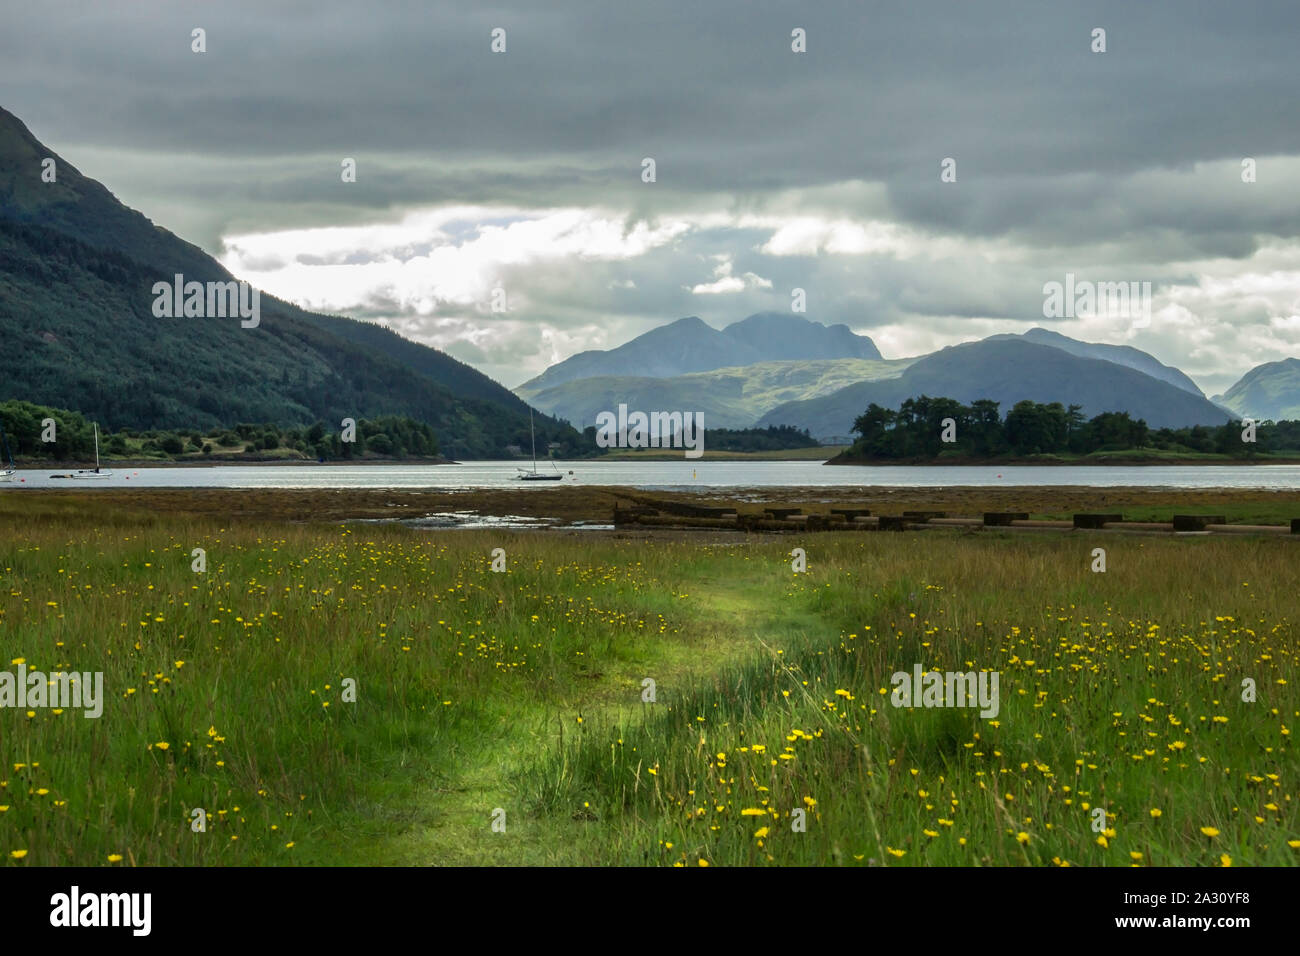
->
0, 492, 1296, 866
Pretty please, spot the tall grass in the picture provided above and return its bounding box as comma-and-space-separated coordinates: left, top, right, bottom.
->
1, 499, 1295, 866
516, 534, 1299, 866
0, 513, 700, 865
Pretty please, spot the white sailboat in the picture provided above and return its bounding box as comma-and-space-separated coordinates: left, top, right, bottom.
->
515, 408, 563, 481
0, 418, 15, 480
72, 423, 112, 479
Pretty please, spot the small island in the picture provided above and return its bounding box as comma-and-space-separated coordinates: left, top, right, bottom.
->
828, 396, 1300, 465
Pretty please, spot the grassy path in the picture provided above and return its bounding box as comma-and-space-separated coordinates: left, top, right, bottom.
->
376, 569, 805, 865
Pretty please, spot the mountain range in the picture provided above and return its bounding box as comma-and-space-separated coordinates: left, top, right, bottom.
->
0, 105, 579, 459
519, 313, 882, 393
519, 317, 1293, 441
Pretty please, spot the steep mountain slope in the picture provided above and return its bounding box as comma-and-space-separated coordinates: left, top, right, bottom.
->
518, 312, 881, 392
0, 107, 217, 279
301, 312, 536, 410
989, 327, 1205, 395
1217, 357, 1300, 421
758, 339, 1232, 439
520, 357, 911, 429
0, 106, 573, 457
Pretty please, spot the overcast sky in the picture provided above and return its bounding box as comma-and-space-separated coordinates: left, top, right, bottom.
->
3, 0, 1298, 392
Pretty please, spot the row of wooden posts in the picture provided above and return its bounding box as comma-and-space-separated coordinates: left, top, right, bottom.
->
613, 502, 1300, 536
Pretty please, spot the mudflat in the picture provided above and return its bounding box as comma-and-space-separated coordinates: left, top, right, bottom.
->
5, 484, 1298, 526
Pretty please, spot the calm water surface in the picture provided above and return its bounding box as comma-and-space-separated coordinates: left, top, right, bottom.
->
8, 460, 1300, 490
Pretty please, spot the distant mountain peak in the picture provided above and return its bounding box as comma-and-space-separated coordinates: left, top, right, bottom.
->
519, 311, 881, 392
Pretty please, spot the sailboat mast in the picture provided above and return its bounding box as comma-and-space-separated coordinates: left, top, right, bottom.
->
530, 408, 538, 473
0, 419, 14, 471
94, 423, 100, 471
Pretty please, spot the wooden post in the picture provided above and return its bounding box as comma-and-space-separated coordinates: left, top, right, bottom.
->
984, 512, 1029, 526
1172, 515, 1225, 531
1073, 513, 1123, 529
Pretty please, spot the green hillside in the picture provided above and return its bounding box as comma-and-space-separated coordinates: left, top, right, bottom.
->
1218, 357, 1300, 421
0, 106, 579, 458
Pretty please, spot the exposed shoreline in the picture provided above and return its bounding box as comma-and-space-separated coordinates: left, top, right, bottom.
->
7, 484, 1298, 527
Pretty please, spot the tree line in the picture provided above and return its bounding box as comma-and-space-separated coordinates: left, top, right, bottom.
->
847, 396, 1300, 459
578, 423, 817, 453
0, 400, 439, 461
682, 425, 816, 452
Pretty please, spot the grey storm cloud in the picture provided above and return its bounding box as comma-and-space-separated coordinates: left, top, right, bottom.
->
2, 0, 1298, 390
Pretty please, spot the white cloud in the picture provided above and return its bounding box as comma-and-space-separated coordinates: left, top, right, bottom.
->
690, 275, 747, 295
688, 254, 772, 294
754, 217, 906, 257
220, 205, 691, 315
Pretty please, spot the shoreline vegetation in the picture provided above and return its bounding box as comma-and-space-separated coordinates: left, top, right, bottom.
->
21, 454, 459, 468
1, 401, 843, 465
7, 397, 1300, 466
0, 401, 450, 466
833, 396, 1300, 465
